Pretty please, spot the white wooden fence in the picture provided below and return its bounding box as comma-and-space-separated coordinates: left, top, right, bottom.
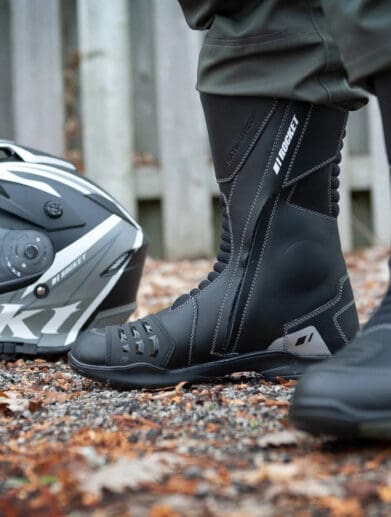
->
0, 0, 389, 258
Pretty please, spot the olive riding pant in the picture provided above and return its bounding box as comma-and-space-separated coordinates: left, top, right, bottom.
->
178, 0, 391, 110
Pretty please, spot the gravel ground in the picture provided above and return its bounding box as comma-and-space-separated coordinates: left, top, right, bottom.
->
1, 247, 391, 516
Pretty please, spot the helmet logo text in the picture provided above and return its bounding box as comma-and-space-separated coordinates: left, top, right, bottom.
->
0, 303, 81, 340
51, 254, 87, 286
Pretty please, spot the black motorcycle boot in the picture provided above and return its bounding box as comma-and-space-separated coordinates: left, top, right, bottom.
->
290, 71, 391, 439
69, 95, 359, 388
289, 296, 391, 439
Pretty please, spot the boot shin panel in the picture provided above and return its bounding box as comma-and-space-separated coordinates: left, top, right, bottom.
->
227, 193, 357, 356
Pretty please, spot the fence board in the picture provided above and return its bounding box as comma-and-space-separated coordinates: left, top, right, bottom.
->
78, 0, 136, 216
130, 0, 159, 162
153, 1, 213, 259
0, 0, 13, 140
1, 1, 389, 258
368, 97, 391, 246
10, 0, 64, 155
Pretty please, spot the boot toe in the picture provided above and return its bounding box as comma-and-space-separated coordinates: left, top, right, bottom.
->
70, 328, 108, 366
289, 367, 355, 436
292, 329, 391, 413
290, 346, 391, 437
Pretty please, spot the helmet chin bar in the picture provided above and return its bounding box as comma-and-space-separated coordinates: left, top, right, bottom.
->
0, 229, 54, 293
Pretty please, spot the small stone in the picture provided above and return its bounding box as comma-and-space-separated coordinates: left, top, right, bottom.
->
128, 403, 140, 413
195, 482, 210, 499
128, 433, 139, 444
184, 466, 203, 480
146, 428, 161, 440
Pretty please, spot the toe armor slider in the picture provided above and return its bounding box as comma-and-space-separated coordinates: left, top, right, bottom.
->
117, 322, 160, 359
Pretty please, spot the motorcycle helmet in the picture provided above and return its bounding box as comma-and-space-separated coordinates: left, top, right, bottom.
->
0, 140, 148, 357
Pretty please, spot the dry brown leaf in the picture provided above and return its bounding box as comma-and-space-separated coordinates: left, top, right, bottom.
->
365, 449, 391, 470
318, 496, 364, 517
0, 391, 41, 414
149, 391, 177, 401
175, 381, 189, 394
267, 478, 339, 499
133, 413, 162, 429
275, 377, 297, 387
229, 399, 245, 406
234, 462, 300, 486
378, 485, 391, 503
260, 463, 300, 481
80, 453, 184, 496
263, 399, 290, 407
257, 430, 306, 448
165, 476, 201, 495
149, 504, 181, 517
339, 464, 360, 476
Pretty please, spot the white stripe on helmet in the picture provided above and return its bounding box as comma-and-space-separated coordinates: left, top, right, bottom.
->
0, 167, 60, 197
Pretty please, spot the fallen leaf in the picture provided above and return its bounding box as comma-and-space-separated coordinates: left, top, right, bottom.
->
257, 430, 306, 448
267, 478, 340, 499
263, 399, 290, 407
234, 462, 300, 486
175, 381, 189, 394
228, 399, 245, 406
149, 504, 181, 517
339, 464, 360, 476
80, 453, 184, 496
275, 377, 297, 387
318, 496, 364, 517
365, 450, 391, 470
378, 485, 391, 503
0, 391, 41, 414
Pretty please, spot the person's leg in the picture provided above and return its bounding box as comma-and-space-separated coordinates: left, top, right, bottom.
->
179, 0, 367, 109
290, 1, 391, 439
320, 1, 391, 93
69, 0, 361, 388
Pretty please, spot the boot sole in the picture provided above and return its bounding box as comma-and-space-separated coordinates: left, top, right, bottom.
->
289, 398, 391, 439
68, 350, 327, 389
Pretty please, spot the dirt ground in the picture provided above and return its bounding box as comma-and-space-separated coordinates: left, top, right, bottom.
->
1, 247, 391, 517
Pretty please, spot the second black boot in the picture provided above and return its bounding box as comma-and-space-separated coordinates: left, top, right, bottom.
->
69, 95, 359, 388
290, 70, 391, 439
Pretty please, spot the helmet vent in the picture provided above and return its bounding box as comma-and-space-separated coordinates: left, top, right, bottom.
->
0, 147, 22, 163
0, 146, 22, 198
101, 251, 131, 276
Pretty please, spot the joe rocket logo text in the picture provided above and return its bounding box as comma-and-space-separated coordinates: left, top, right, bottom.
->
273, 114, 299, 175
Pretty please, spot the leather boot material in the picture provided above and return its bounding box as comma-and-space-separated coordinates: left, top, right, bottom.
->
69, 94, 359, 388
290, 264, 391, 439
289, 69, 391, 439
